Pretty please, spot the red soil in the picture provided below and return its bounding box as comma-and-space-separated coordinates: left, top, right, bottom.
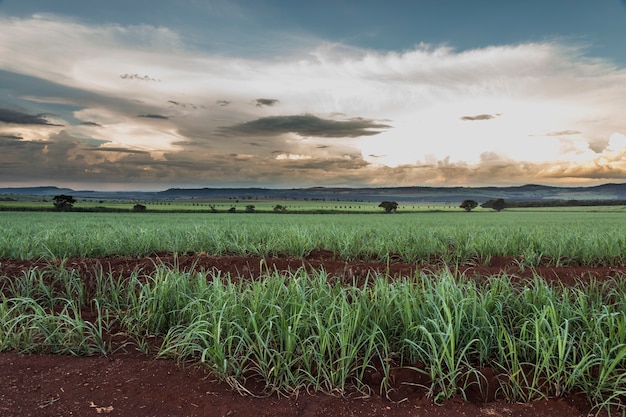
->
1, 251, 625, 417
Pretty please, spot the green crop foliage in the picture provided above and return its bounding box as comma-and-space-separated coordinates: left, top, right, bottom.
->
1, 210, 625, 266
2, 263, 626, 413
1, 207, 626, 412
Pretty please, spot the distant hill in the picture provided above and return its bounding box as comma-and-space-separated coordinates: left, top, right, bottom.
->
0, 186, 159, 200
155, 183, 626, 202
2, 183, 626, 203
0, 186, 76, 196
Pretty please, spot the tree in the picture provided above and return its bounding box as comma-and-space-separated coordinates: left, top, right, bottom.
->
378, 201, 398, 213
460, 199, 478, 212
52, 195, 76, 211
481, 198, 506, 212
245, 205, 255, 213
132, 204, 147, 212
273, 204, 287, 213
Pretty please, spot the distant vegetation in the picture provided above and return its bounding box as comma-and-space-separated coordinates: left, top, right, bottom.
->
481, 198, 506, 211
378, 201, 398, 213
52, 194, 76, 211
459, 199, 478, 212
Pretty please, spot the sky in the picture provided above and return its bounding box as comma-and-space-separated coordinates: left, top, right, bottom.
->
1, 1, 626, 191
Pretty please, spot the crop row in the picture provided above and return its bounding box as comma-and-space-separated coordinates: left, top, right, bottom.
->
1, 211, 625, 266
1, 264, 625, 412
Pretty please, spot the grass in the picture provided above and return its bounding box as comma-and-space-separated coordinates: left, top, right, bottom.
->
0, 210, 625, 266
0, 207, 625, 412
1, 263, 625, 413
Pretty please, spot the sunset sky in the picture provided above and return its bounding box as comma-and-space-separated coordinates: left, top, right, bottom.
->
1, 0, 626, 190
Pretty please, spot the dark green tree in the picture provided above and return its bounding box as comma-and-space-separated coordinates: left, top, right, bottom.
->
481, 198, 506, 212
460, 199, 478, 212
378, 201, 398, 213
245, 205, 255, 213
52, 195, 76, 211
273, 204, 287, 213
132, 204, 147, 212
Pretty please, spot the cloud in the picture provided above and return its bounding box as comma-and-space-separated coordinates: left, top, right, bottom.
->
0, 134, 23, 140
138, 114, 170, 119
0, 108, 63, 126
2, 124, 624, 189
120, 73, 160, 82
546, 130, 581, 136
461, 114, 497, 121
255, 98, 280, 107
0, 130, 171, 184
277, 154, 369, 171
222, 114, 391, 138
1, 15, 626, 188
167, 100, 204, 109
543, 164, 626, 180
83, 147, 150, 154
80, 121, 102, 127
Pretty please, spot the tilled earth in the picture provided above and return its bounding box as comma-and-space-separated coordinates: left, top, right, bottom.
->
1, 251, 625, 417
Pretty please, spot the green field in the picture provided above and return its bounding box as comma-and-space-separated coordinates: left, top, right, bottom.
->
1, 208, 625, 412
0, 209, 625, 266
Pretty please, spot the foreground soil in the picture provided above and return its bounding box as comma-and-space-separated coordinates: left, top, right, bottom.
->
1, 252, 625, 417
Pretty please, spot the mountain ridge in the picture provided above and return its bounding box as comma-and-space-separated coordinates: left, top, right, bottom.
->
2, 183, 626, 202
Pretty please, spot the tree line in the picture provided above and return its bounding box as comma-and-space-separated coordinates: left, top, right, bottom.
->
7, 195, 621, 214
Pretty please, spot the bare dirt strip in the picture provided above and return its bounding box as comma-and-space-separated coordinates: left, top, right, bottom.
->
1, 251, 625, 417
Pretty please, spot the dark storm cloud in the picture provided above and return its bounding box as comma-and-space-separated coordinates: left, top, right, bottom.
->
255, 98, 280, 107
222, 114, 390, 138
0, 126, 364, 187
80, 121, 102, 127
0, 131, 169, 183
138, 114, 169, 119
83, 147, 150, 154
1, 71, 174, 128
168, 100, 204, 109
0, 108, 63, 126
0, 134, 23, 140
461, 114, 497, 121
